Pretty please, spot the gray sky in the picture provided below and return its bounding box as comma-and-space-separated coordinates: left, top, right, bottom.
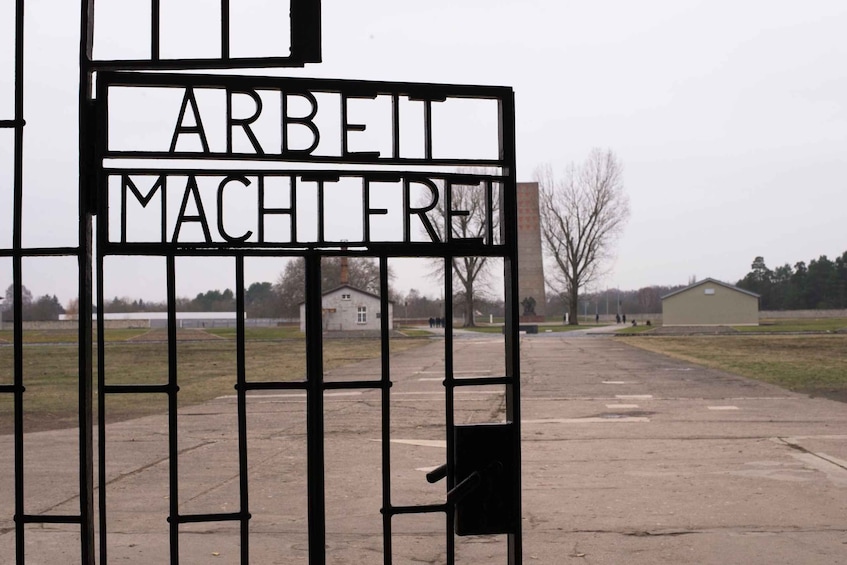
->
2, 0, 846, 304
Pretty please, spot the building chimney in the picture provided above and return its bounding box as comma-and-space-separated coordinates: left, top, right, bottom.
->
340, 253, 349, 285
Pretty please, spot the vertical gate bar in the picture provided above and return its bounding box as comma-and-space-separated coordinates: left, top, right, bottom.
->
289, 0, 321, 63
378, 257, 392, 565
290, 177, 298, 243
94, 60, 110, 564
422, 100, 433, 161
77, 204, 95, 565
96, 241, 107, 563
486, 180, 494, 246
391, 94, 399, 160
304, 254, 326, 565
221, 0, 230, 60
12, 257, 23, 565
12, 0, 25, 560
443, 257, 455, 565
12, 270, 23, 565
78, 1, 97, 561
235, 256, 250, 563
167, 255, 180, 564
316, 181, 325, 244
499, 93, 522, 565
151, 0, 160, 61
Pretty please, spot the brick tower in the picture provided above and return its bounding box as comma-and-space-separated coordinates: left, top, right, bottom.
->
516, 182, 546, 321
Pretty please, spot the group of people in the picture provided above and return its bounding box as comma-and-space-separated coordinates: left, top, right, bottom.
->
428, 317, 445, 328
576, 312, 651, 327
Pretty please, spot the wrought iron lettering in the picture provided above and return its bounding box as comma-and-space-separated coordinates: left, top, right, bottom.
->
100, 74, 509, 250
111, 171, 498, 247
100, 73, 506, 165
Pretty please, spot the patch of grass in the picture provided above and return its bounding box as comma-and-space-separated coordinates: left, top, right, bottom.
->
626, 335, 847, 400
615, 325, 657, 334
0, 328, 158, 344
101, 328, 155, 341
205, 326, 304, 340
462, 326, 505, 333
462, 324, 605, 334
532, 324, 615, 333
0, 337, 427, 434
0, 329, 83, 344
735, 318, 847, 333
398, 328, 437, 337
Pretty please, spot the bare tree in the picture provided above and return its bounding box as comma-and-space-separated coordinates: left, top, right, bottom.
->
425, 173, 500, 327
2, 284, 33, 322
637, 286, 661, 314
537, 149, 629, 325
3, 283, 32, 308
65, 297, 80, 317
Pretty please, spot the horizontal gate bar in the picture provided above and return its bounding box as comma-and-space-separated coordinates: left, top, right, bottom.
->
239, 381, 307, 391
172, 511, 251, 524
98, 245, 512, 257
385, 504, 448, 516
451, 376, 512, 387
101, 71, 511, 99
90, 57, 316, 72
0, 247, 81, 257
324, 380, 387, 391
103, 153, 506, 166
20, 514, 82, 524
103, 384, 174, 394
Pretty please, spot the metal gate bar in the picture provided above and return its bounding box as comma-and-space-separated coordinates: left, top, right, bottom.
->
442, 256, 456, 563
7, 5, 26, 562
234, 256, 251, 564
166, 254, 179, 562
304, 254, 326, 564
0, 0, 96, 562
378, 256, 393, 565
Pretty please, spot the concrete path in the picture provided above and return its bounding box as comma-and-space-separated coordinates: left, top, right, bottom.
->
1, 334, 845, 563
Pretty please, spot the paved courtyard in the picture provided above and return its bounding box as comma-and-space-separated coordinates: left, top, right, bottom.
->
1, 332, 846, 564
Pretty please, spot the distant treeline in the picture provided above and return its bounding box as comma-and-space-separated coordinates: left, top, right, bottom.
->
735, 253, 847, 311
100, 282, 279, 318
97, 285, 506, 321
7, 251, 846, 322
548, 284, 686, 317
0, 285, 65, 322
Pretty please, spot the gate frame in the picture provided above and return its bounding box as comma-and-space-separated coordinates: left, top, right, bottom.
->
2, 1, 522, 563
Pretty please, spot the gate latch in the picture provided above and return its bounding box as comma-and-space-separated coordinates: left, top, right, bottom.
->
427, 423, 518, 536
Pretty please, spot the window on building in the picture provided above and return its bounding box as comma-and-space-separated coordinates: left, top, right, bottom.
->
357, 306, 367, 324
341, 293, 351, 300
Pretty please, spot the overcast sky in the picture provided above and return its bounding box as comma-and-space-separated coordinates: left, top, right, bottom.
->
2, 0, 846, 305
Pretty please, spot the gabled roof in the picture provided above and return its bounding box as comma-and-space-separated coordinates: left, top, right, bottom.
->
299, 284, 394, 304
660, 278, 760, 300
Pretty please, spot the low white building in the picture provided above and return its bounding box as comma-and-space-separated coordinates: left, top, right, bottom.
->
661, 278, 759, 326
299, 285, 393, 332
61, 311, 241, 328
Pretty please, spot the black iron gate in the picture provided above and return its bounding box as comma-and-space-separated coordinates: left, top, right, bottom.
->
3, 2, 521, 563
